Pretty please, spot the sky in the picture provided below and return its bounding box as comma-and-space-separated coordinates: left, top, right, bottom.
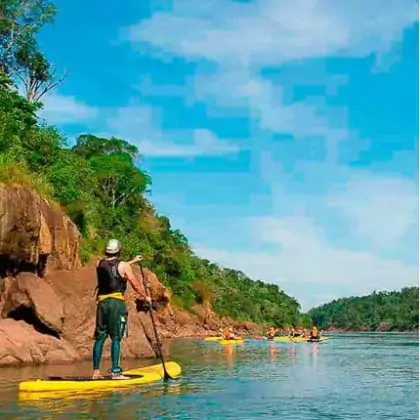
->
37, 0, 419, 311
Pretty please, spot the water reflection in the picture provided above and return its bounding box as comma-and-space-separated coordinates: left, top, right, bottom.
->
269, 342, 277, 362
1, 334, 418, 420
312, 343, 318, 367
289, 343, 296, 362
223, 344, 235, 372
17, 376, 215, 419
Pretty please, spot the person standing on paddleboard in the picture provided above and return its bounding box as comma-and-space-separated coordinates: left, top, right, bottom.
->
92, 239, 151, 380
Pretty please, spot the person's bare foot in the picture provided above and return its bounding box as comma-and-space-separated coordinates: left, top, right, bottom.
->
92, 370, 103, 380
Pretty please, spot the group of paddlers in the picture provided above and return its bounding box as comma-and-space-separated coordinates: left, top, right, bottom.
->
221, 325, 322, 341
265, 326, 322, 340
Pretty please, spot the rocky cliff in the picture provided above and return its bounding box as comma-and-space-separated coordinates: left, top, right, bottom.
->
0, 262, 263, 367
0, 183, 81, 278
0, 185, 263, 367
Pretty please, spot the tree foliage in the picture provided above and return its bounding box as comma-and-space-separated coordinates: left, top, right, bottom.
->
0, 0, 65, 101
307, 287, 419, 331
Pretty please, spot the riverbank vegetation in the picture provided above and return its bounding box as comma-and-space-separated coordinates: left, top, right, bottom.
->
0, 0, 301, 327
307, 287, 419, 331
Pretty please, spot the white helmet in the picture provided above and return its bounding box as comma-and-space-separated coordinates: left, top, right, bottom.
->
105, 239, 121, 255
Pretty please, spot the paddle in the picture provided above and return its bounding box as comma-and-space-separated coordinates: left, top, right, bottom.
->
138, 262, 175, 381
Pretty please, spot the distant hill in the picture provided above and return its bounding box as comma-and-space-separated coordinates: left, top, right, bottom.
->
307, 287, 419, 331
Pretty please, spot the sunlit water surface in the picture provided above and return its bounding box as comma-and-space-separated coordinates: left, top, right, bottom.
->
0, 333, 418, 419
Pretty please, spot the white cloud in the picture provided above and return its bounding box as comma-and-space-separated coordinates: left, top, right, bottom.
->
122, 0, 418, 310
106, 104, 156, 136
137, 129, 240, 157
126, 0, 417, 160
194, 212, 418, 311
129, 0, 417, 65
106, 105, 241, 157
187, 69, 350, 163
179, 156, 418, 311
38, 92, 98, 125
327, 175, 418, 254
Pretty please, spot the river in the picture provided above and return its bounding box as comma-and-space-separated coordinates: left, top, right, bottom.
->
0, 333, 418, 419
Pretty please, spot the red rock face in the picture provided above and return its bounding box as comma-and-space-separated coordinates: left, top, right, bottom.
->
2, 272, 64, 335
0, 319, 80, 366
0, 184, 81, 278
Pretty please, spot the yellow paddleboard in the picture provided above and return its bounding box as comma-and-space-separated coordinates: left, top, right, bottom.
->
274, 336, 329, 343
203, 336, 223, 341
219, 338, 244, 345
307, 337, 329, 342
18, 361, 181, 393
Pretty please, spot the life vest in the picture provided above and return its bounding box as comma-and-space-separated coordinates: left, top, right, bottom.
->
96, 258, 127, 298
311, 328, 319, 337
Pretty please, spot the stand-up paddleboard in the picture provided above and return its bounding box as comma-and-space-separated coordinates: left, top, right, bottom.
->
203, 336, 223, 341
219, 338, 244, 345
274, 336, 329, 343
18, 362, 181, 393
306, 337, 329, 343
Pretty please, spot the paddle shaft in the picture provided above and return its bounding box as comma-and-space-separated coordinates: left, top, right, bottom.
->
139, 263, 173, 381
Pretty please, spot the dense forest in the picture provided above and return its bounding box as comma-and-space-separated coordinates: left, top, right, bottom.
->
307, 287, 419, 331
0, 0, 301, 327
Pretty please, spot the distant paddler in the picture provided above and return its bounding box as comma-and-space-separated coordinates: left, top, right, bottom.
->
266, 327, 277, 340
224, 327, 239, 340
309, 326, 321, 341
286, 327, 293, 337
296, 326, 306, 338
289, 327, 299, 338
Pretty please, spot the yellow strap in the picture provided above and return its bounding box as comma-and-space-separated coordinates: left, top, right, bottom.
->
97, 292, 125, 302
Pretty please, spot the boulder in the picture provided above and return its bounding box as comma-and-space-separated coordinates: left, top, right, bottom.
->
0, 319, 80, 366
0, 183, 81, 278
132, 266, 171, 309
2, 273, 64, 336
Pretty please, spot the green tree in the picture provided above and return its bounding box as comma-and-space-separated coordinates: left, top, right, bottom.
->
307, 287, 419, 331
88, 152, 149, 209
15, 44, 67, 102
0, 73, 38, 156
0, 0, 65, 101
73, 134, 139, 160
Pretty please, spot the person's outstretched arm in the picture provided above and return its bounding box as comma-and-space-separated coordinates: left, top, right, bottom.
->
120, 259, 151, 302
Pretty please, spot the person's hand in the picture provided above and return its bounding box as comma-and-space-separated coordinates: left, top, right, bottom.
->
130, 254, 143, 264
134, 294, 152, 303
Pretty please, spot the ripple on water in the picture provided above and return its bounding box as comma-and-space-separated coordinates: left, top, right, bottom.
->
0, 333, 418, 419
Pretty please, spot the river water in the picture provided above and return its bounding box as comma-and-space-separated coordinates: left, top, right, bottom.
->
0, 333, 418, 419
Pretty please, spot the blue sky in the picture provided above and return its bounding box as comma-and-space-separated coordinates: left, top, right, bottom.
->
38, 0, 418, 310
